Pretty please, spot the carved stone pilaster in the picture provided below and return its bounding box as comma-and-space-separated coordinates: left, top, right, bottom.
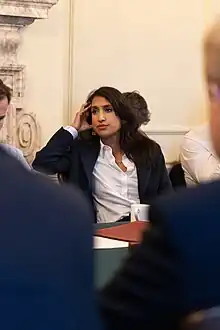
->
0, 26, 21, 65
0, 0, 59, 163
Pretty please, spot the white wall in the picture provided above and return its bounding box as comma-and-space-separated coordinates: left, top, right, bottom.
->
16, 0, 220, 162
206, 0, 220, 25
72, 0, 207, 162
18, 0, 70, 146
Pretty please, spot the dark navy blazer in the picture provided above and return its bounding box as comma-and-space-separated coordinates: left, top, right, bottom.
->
33, 128, 172, 221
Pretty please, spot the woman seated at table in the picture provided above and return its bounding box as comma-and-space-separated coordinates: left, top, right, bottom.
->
33, 86, 172, 223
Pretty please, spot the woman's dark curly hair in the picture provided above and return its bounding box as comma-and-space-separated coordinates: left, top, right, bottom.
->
122, 91, 151, 126
85, 86, 157, 166
0, 79, 11, 103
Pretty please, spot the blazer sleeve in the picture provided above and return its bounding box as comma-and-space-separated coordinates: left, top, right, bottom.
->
98, 204, 181, 330
157, 146, 173, 195
32, 127, 77, 175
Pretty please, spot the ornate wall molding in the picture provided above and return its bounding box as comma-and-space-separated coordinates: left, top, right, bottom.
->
143, 125, 190, 136
0, 0, 59, 163
0, 0, 59, 20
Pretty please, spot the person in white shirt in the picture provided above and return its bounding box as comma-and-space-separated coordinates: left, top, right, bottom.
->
0, 79, 30, 170
33, 86, 171, 223
180, 123, 220, 185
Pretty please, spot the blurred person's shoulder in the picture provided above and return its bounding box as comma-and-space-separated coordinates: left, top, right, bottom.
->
1, 143, 23, 157
0, 143, 30, 169
150, 180, 220, 230
0, 146, 100, 330
0, 145, 94, 225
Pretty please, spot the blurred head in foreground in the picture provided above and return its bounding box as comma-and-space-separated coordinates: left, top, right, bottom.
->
204, 19, 220, 157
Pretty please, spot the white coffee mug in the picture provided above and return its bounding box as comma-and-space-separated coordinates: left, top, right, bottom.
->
130, 204, 150, 222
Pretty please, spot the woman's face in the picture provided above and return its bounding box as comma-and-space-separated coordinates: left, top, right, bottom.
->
91, 96, 121, 138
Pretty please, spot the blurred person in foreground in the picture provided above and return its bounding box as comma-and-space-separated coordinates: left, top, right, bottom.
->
0, 147, 100, 329
99, 20, 220, 330
0, 79, 30, 170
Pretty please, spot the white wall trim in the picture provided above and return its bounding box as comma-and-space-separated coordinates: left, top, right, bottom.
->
63, 0, 75, 125
141, 125, 191, 165
141, 125, 190, 136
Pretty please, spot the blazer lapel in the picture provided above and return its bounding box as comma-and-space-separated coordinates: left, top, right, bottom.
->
80, 140, 100, 188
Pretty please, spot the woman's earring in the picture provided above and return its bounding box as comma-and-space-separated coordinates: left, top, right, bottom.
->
92, 130, 96, 136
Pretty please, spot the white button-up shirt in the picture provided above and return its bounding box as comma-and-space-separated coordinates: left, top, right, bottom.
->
92, 141, 140, 223
64, 126, 140, 223
180, 123, 220, 185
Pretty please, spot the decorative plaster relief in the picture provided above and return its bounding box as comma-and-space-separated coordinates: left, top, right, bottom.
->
0, 0, 59, 163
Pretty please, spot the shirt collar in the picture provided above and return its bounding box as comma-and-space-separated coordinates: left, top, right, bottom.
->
99, 140, 135, 171
99, 140, 111, 158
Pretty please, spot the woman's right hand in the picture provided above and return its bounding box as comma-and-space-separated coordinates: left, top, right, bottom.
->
71, 103, 92, 132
